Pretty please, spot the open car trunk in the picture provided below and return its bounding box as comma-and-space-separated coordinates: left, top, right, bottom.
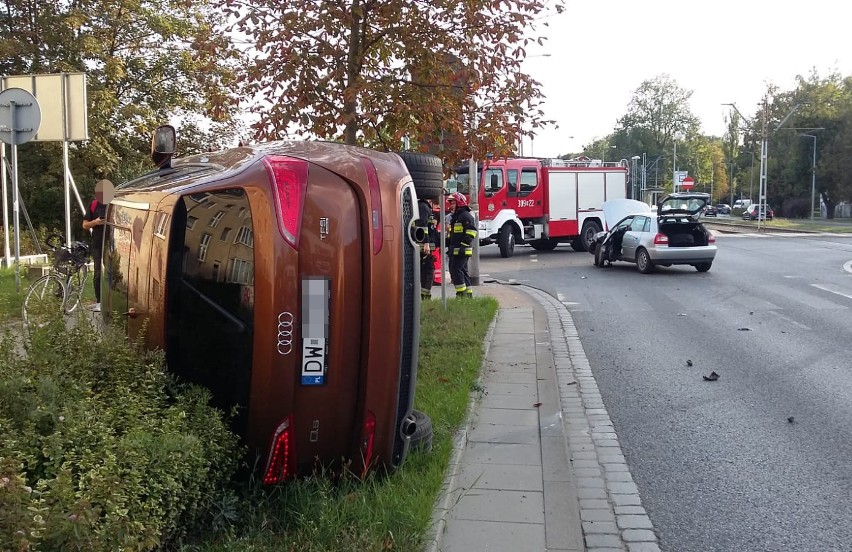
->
658, 221, 712, 247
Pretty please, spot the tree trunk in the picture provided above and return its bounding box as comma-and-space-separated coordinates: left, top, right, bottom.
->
343, 0, 361, 145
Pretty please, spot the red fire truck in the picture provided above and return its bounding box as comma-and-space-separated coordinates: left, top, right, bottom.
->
451, 157, 629, 257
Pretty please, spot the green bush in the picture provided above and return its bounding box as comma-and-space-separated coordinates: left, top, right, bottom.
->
0, 314, 242, 551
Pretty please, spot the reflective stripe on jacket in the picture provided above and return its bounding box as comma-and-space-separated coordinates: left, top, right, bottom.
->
448, 207, 476, 257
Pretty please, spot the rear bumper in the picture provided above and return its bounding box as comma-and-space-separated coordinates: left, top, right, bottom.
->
649, 245, 717, 264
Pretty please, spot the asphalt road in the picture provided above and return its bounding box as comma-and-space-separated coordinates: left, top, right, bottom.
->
478, 231, 852, 552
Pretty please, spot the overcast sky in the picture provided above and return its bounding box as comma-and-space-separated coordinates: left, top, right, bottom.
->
520, 0, 852, 158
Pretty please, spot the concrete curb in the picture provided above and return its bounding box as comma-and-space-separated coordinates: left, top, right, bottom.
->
423, 307, 499, 552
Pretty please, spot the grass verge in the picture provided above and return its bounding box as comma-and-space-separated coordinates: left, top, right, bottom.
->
181, 296, 499, 552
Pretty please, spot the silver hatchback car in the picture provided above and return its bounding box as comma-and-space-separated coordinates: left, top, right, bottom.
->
590, 194, 717, 273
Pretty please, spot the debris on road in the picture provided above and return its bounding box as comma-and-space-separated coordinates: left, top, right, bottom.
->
703, 371, 720, 381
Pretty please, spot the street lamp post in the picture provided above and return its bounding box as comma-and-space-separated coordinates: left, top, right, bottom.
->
801, 133, 818, 220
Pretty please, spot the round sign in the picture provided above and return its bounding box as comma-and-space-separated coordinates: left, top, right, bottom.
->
0, 87, 42, 145
681, 176, 695, 190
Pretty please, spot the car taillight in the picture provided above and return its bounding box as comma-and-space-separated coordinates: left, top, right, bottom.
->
263, 415, 295, 485
653, 233, 668, 245
263, 156, 309, 249
708, 231, 716, 244
361, 158, 383, 255
359, 410, 377, 479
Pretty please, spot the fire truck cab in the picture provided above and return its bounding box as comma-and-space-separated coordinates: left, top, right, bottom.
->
451, 157, 629, 257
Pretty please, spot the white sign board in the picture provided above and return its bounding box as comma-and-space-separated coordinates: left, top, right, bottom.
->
0, 73, 88, 142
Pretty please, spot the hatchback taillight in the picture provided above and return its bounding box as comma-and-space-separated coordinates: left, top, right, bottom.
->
263, 415, 295, 485
263, 156, 309, 249
708, 231, 716, 244
359, 410, 377, 479
653, 233, 668, 245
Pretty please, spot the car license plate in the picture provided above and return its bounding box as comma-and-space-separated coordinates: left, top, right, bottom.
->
301, 278, 329, 385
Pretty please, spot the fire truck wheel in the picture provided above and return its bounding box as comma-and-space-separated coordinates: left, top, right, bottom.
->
579, 220, 602, 252
397, 152, 444, 201
498, 225, 516, 258
410, 409, 433, 453
529, 239, 558, 251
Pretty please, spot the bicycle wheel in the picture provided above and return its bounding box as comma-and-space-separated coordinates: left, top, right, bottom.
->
63, 264, 89, 314
22, 274, 66, 331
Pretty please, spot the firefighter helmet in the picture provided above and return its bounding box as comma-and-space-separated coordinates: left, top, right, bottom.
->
448, 192, 469, 207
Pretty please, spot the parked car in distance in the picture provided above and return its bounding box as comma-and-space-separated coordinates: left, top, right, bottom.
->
716, 204, 731, 215
589, 194, 717, 273
102, 125, 442, 484
733, 199, 753, 211
743, 203, 774, 220
703, 204, 718, 217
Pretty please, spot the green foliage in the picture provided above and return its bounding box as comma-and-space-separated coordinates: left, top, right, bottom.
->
178, 297, 499, 551
223, 0, 564, 166
0, 0, 244, 229
0, 314, 242, 550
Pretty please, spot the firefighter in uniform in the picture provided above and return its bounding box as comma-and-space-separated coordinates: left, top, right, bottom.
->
415, 197, 439, 300
446, 192, 476, 297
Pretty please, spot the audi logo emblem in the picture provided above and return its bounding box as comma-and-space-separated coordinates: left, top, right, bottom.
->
277, 312, 294, 355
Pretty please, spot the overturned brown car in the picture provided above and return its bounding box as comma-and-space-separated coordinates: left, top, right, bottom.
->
102, 129, 443, 483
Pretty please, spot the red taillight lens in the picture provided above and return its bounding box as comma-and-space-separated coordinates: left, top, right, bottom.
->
653, 233, 668, 245
361, 158, 383, 255
263, 156, 309, 249
359, 410, 377, 479
708, 231, 716, 244
263, 415, 295, 485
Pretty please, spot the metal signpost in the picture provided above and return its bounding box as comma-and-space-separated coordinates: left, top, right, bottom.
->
0, 87, 42, 290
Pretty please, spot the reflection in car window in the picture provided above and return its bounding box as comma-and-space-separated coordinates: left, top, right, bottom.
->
520, 167, 538, 196
617, 216, 633, 230
484, 168, 504, 197
169, 188, 254, 435
642, 217, 651, 232
629, 216, 646, 232
507, 169, 519, 197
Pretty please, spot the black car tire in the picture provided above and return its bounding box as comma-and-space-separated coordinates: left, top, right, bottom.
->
498, 225, 515, 258
578, 220, 602, 252
636, 248, 655, 274
594, 244, 604, 267
397, 152, 444, 201
409, 409, 433, 453
529, 239, 558, 251
695, 262, 712, 272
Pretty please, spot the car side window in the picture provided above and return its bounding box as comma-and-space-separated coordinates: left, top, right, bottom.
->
616, 217, 633, 231
520, 167, 538, 196
629, 216, 646, 232
484, 168, 504, 197
507, 169, 519, 197
642, 217, 651, 232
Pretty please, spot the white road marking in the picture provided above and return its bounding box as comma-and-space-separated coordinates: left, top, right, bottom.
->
557, 292, 565, 302
765, 310, 812, 330
810, 284, 852, 301
844, 260, 852, 275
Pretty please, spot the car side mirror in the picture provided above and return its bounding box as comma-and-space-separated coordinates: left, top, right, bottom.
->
151, 125, 176, 169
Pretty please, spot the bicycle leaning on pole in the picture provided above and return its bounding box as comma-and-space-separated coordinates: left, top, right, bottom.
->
21, 234, 91, 330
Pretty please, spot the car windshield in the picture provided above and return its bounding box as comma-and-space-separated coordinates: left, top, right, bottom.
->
659, 196, 707, 214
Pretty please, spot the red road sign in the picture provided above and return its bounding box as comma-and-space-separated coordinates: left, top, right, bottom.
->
681, 176, 694, 190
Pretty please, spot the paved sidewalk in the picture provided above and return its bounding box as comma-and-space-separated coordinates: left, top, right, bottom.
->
426, 282, 661, 552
